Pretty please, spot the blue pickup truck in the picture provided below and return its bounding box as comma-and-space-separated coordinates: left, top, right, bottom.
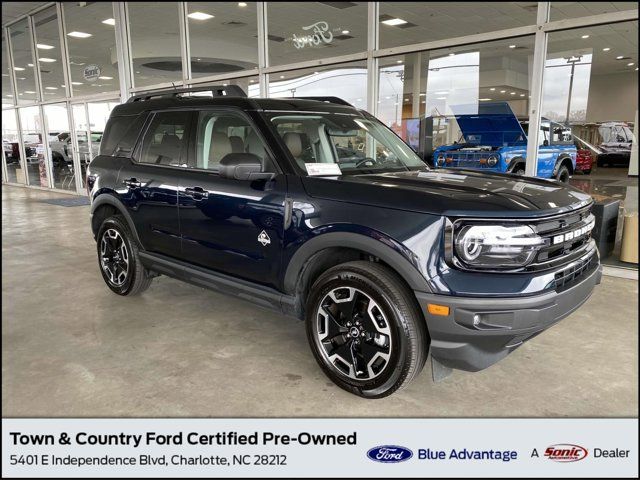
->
433, 103, 577, 182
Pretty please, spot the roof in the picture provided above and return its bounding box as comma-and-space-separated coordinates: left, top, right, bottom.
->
111, 96, 358, 117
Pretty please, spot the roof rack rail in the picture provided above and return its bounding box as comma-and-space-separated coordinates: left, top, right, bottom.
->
127, 85, 247, 103
290, 96, 353, 107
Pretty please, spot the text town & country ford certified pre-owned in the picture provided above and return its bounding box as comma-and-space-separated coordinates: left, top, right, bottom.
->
87, 86, 601, 398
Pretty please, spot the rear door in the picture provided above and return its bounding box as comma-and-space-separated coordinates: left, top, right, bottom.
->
176, 109, 286, 288
118, 110, 192, 258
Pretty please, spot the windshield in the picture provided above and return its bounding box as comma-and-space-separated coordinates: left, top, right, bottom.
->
267, 112, 427, 175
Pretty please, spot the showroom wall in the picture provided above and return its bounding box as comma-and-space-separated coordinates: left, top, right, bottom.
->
586, 71, 638, 122
1, 2, 638, 191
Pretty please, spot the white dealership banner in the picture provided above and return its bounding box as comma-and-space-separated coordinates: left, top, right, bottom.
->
2, 418, 637, 477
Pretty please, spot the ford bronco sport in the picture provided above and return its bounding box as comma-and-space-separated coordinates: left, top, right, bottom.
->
87, 86, 602, 398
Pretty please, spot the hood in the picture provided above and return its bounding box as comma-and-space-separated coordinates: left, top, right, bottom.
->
301, 169, 593, 218
450, 102, 527, 148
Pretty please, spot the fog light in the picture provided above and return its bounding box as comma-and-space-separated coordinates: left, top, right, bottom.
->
427, 304, 450, 316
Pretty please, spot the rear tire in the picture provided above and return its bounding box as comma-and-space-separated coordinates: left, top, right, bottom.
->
305, 261, 428, 398
97, 215, 153, 296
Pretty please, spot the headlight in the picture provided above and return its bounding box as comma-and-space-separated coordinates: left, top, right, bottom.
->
437, 154, 445, 166
454, 224, 545, 269
487, 155, 498, 167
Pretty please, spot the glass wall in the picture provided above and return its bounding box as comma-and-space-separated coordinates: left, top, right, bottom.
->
43, 103, 74, 190
9, 19, 38, 105
377, 35, 535, 162
2, 33, 14, 108
266, 2, 368, 66
378, 2, 538, 49
269, 61, 367, 107
187, 2, 259, 79
33, 6, 66, 101
2, 109, 24, 184
63, 2, 119, 97
128, 2, 182, 88
541, 21, 638, 267
19, 106, 47, 187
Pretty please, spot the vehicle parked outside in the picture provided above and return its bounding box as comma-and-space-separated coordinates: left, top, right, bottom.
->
574, 137, 594, 174
432, 103, 577, 183
87, 87, 601, 398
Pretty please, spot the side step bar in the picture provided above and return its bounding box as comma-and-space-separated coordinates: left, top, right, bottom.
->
138, 251, 298, 319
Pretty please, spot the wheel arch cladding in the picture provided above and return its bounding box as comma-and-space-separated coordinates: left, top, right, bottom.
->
283, 231, 432, 298
555, 154, 574, 174
91, 194, 141, 244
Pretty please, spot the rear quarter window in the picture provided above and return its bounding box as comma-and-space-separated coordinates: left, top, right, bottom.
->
101, 113, 147, 156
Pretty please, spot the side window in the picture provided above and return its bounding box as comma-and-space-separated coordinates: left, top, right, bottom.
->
138, 111, 190, 166
539, 121, 550, 147
551, 124, 572, 144
194, 111, 274, 172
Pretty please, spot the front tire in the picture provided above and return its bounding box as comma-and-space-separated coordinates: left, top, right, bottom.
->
556, 164, 571, 183
305, 261, 428, 398
97, 215, 153, 296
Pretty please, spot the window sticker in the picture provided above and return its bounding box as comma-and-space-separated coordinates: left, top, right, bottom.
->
305, 163, 342, 176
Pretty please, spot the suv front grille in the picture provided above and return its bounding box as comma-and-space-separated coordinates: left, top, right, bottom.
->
530, 205, 595, 270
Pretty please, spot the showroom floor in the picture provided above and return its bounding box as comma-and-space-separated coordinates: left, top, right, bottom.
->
2, 185, 637, 417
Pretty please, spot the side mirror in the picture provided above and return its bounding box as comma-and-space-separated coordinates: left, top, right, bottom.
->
219, 153, 274, 180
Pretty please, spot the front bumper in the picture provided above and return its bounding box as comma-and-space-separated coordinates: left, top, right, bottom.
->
414, 264, 602, 372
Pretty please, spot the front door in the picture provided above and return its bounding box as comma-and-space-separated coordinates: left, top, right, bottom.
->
176, 109, 286, 288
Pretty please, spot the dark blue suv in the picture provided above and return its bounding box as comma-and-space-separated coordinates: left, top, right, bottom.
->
87, 86, 602, 398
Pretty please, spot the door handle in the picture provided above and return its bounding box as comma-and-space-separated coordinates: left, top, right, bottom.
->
122, 177, 143, 188
184, 186, 209, 199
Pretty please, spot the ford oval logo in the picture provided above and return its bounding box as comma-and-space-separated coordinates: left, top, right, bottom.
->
367, 445, 413, 463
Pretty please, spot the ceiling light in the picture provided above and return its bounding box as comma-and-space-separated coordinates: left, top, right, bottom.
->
520, 93, 525, 97
510, 92, 516, 95
616, 55, 624, 59
45, 86, 57, 90
603, 47, 611, 51
356, 98, 362, 102
448, 53, 455, 56
581, 34, 589, 39
24, 90, 36, 94
509, 45, 516, 49
222, 83, 228, 86
249, 79, 255, 83
98, 76, 113, 80
628, 62, 635, 66
341, 30, 350, 35
435, 91, 448, 95
489, 87, 495, 91
381, 18, 407, 26
479, 98, 492, 101
67, 31, 92, 38
404, 98, 409, 102
396, 60, 402, 64
188, 11, 214, 20
279, 75, 285, 79
38, 58, 56, 63
71, 81, 83, 85
36, 43, 54, 50
13, 67, 25, 71
27, 63, 34, 67
419, 93, 426, 96
436, 97, 447, 100
238, 2, 247, 6
500, 90, 506, 93
102, 18, 115, 26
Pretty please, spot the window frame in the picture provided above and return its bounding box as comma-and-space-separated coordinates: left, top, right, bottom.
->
133, 109, 194, 167
132, 107, 282, 176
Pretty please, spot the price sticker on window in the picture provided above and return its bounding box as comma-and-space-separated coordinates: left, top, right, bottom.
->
305, 163, 342, 176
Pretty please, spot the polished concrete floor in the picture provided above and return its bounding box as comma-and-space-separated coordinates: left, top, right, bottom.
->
2, 185, 638, 417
